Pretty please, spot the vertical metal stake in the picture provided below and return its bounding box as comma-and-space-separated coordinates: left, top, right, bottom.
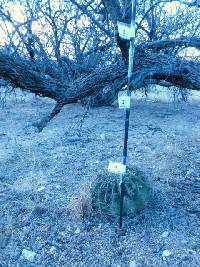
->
117, 0, 137, 233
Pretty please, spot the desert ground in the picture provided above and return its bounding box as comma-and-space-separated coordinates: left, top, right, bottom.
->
0, 86, 199, 267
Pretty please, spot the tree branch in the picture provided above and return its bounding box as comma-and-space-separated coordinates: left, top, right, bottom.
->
33, 102, 64, 132
137, 0, 198, 32
131, 53, 200, 91
140, 37, 200, 51
70, 0, 111, 36
0, 52, 126, 103
0, 51, 199, 111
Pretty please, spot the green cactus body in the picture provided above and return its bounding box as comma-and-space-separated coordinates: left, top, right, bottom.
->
91, 167, 151, 216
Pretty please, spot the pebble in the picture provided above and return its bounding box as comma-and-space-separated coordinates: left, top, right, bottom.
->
161, 231, 169, 238
21, 249, 36, 261
187, 249, 196, 255
74, 227, 81, 234
162, 249, 172, 260
37, 186, 45, 192
49, 246, 56, 253
100, 133, 110, 141
129, 259, 137, 267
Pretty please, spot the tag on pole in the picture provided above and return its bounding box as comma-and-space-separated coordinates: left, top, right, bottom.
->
117, 21, 135, 40
108, 161, 126, 174
118, 91, 131, 109
197, 0, 200, 7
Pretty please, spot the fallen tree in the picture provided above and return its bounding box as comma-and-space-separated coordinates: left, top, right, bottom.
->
0, 0, 199, 131
0, 46, 200, 130
0, 45, 199, 101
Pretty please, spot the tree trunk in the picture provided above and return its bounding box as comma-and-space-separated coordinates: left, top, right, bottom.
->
0, 52, 126, 104
0, 48, 199, 131
0, 51, 199, 106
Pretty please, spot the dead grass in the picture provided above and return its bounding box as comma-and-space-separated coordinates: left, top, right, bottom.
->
68, 182, 93, 218
0, 90, 199, 266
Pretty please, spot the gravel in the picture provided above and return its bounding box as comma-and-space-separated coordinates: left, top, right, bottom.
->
0, 88, 199, 266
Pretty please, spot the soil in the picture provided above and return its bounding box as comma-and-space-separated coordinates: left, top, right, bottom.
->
0, 87, 199, 267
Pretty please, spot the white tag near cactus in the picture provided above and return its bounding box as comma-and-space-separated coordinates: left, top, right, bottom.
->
118, 91, 131, 109
108, 161, 126, 174
117, 21, 135, 40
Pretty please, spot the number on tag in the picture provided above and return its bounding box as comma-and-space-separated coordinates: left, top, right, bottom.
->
118, 90, 131, 109
118, 95, 131, 109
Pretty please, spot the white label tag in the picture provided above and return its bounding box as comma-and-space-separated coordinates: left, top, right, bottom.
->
118, 95, 131, 109
108, 161, 126, 174
117, 21, 135, 40
118, 91, 131, 109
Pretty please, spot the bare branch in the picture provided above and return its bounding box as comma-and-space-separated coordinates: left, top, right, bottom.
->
138, 0, 198, 32
140, 37, 200, 51
34, 102, 64, 132
70, 0, 111, 36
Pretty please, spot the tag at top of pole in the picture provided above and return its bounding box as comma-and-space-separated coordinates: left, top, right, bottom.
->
117, 21, 135, 41
197, 0, 200, 7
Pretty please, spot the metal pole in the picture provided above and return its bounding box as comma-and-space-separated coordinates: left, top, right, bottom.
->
118, 0, 137, 232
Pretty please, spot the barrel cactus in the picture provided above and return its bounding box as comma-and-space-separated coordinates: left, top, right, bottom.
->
91, 166, 151, 216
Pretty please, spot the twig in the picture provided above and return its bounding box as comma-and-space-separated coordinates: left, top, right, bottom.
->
34, 102, 64, 132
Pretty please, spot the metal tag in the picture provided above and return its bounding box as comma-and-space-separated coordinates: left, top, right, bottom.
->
108, 161, 126, 174
117, 21, 135, 40
197, 0, 200, 7
118, 91, 131, 109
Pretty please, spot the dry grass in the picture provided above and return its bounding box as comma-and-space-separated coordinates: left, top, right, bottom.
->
163, 144, 184, 157
68, 182, 93, 218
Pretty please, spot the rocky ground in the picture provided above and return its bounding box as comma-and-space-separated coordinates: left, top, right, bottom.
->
0, 87, 199, 267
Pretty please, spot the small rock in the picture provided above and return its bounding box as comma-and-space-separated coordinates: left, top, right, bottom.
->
162, 249, 172, 260
129, 259, 137, 267
100, 133, 110, 141
161, 231, 169, 238
21, 249, 36, 261
187, 249, 196, 255
60, 231, 69, 237
37, 186, 45, 192
74, 227, 81, 234
49, 246, 56, 253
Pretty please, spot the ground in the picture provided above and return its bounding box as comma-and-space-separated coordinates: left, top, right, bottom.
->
0, 87, 199, 267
